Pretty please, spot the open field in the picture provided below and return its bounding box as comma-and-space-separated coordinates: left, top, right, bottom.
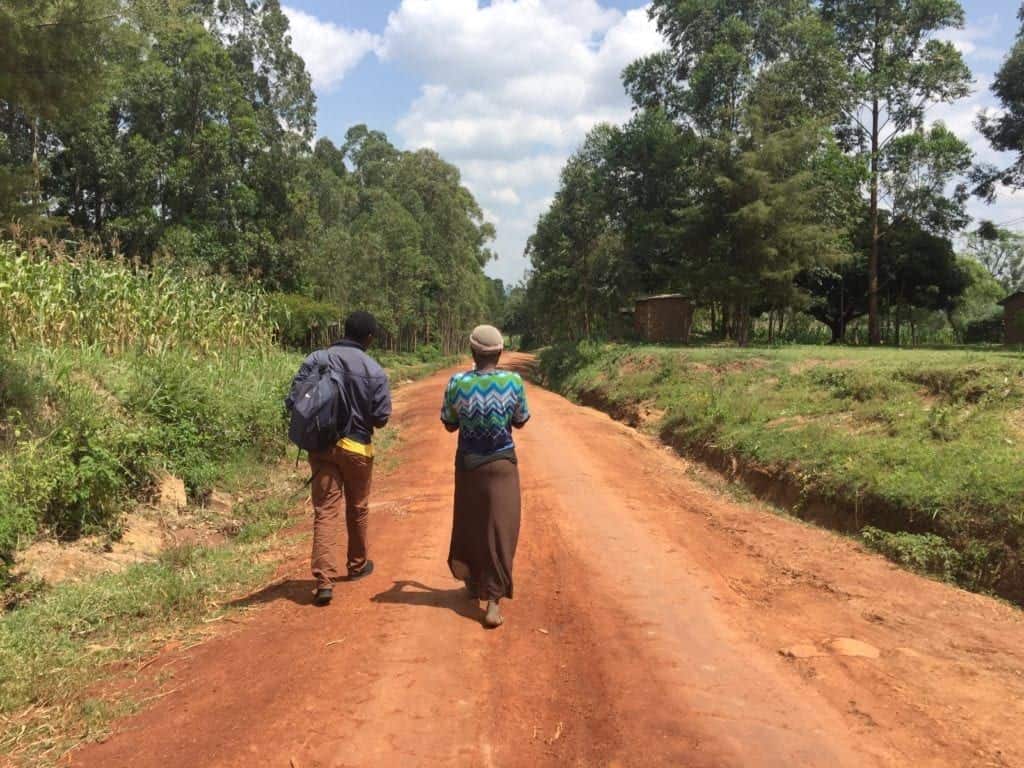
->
540, 342, 1024, 602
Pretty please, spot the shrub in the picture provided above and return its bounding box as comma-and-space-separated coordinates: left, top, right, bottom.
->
268, 293, 342, 350
861, 527, 962, 582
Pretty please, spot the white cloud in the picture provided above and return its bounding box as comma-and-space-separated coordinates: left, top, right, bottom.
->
460, 154, 569, 188
487, 187, 522, 206
381, 1, 664, 282
938, 16, 1006, 63
283, 6, 380, 92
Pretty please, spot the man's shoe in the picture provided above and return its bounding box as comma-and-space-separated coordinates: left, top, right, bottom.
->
314, 587, 333, 606
347, 560, 374, 581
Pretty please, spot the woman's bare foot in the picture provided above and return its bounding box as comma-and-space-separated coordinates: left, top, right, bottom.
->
483, 600, 504, 628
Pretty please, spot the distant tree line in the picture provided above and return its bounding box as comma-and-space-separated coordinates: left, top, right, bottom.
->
517, 0, 1024, 347
0, 0, 499, 353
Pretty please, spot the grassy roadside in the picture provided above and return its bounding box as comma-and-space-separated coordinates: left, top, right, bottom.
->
0, 464, 306, 766
0, 357, 444, 766
539, 342, 1024, 604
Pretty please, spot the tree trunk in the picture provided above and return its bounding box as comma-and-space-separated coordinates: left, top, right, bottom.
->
829, 316, 845, 344
868, 95, 881, 345
31, 117, 41, 211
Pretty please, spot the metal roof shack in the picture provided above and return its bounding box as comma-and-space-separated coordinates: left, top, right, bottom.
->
634, 294, 694, 344
998, 291, 1024, 345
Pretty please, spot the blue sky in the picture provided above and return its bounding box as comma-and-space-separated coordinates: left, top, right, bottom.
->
281, 0, 1024, 285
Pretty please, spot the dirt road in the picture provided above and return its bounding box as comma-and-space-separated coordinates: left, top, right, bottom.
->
72, 354, 1024, 767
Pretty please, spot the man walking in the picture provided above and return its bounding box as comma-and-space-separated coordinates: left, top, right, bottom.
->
289, 311, 392, 606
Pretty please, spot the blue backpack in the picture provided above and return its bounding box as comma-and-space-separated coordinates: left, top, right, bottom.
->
285, 351, 351, 453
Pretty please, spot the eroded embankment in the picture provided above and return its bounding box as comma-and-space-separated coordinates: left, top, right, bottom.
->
536, 342, 1024, 605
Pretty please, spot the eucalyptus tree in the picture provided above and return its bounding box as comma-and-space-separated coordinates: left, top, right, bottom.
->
967, 222, 1024, 293
879, 122, 972, 237
821, 0, 972, 344
630, 0, 849, 342
0, 0, 125, 220
976, 6, 1024, 194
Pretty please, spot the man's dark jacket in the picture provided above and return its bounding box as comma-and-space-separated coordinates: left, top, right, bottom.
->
290, 340, 392, 445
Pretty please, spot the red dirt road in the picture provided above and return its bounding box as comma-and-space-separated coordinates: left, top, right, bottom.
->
72, 354, 1024, 767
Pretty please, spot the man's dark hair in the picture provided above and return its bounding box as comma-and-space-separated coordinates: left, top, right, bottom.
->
344, 311, 378, 344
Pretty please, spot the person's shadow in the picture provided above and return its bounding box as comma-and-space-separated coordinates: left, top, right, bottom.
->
227, 579, 318, 608
371, 580, 482, 623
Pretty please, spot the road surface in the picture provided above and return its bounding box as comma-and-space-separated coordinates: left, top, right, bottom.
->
72, 354, 1024, 767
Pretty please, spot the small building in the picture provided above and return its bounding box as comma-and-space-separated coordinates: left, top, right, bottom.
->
999, 292, 1024, 345
634, 294, 694, 344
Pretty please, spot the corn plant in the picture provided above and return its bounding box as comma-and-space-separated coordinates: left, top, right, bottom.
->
0, 240, 275, 355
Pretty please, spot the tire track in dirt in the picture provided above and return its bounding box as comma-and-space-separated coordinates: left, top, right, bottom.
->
70, 355, 1024, 767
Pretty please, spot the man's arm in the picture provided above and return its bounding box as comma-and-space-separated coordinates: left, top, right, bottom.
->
372, 374, 392, 429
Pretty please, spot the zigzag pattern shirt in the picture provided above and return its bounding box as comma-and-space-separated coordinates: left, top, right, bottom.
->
440, 369, 530, 457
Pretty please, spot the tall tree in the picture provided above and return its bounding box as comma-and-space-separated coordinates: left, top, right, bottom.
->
976, 6, 1024, 194
879, 122, 972, 236
25, 1, 316, 285
967, 221, 1024, 293
0, 0, 125, 220
821, 0, 971, 344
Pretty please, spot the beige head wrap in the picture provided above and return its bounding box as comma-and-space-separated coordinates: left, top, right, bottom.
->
469, 324, 504, 354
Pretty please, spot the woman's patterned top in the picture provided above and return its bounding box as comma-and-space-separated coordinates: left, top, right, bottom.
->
440, 369, 531, 457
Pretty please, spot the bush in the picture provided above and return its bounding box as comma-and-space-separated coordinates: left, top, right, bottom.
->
0, 346, 296, 574
268, 293, 342, 350
861, 527, 962, 582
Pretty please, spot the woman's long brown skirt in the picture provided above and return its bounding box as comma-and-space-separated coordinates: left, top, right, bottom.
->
448, 458, 521, 601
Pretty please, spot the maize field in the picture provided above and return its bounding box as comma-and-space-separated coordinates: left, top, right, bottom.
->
0, 240, 276, 355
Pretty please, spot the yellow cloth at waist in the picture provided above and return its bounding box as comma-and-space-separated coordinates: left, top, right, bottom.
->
338, 437, 374, 458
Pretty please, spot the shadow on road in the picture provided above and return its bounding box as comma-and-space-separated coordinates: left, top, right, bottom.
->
371, 579, 482, 623
227, 578, 318, 608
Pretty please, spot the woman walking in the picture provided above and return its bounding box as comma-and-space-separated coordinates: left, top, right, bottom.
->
440, 325, 530, 628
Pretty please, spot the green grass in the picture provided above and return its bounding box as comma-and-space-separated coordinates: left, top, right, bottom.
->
540, 341, 1024, 602
0, 476, 304, 765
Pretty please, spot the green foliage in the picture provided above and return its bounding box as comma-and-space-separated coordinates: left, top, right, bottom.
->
268, 293, 342, 350
540, 342, 1024, 600
880, 123, 973, 236
2, 1, 316, 287
967, 223, 1024, 294
861, 527, 962, 582
522, 0, 979, 348
291, 128, 497, 353
0, 344, 297, 574
977, 6, 1024, 193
